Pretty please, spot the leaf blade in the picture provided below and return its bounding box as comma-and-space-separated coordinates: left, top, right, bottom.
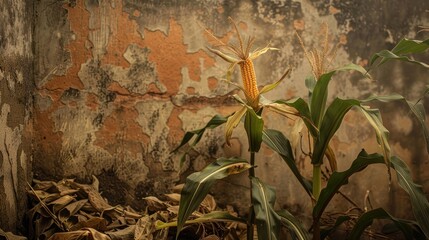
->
176, 157, 251, 239
262, 129, 312, 196
251, 177, 281, 240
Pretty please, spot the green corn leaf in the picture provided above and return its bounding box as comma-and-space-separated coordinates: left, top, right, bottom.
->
370, 38, 429, 68
311, 63, 368, 128
313, 150, 385, 222
262, 129, 312, 196
251, 177, 282, 240
244, 108, 264, 152
305, 76, 317, 94
358, 106, 392, 178
313, 151, 429, 239
360, 93, 429, 156
348, 208, 425, 240
172, 114, 228, 153
312, 98, 360, 165
391, 38, 429, 55
407, 101, 429, 154
276, 209, 311, 240
276, 98, 319, 138
370, 49, 429, 68
176, 157, 251, 239
391, 156, 429, 239
310, 71, 334, 127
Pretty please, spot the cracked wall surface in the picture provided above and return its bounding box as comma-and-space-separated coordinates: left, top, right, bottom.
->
33, 0, 429, 220
0, 0, 33, 233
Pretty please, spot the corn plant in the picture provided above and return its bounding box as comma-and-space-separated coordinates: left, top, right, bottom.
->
172, 19, 429, 240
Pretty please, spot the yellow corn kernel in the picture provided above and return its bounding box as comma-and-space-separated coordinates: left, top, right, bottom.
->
239, 58, 259, 107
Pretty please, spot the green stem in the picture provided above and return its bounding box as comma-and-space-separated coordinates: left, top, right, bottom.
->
312, 164, 321, 201
312, 164, 322, 240
247, 151, 256, 240
249, 151, 256, 178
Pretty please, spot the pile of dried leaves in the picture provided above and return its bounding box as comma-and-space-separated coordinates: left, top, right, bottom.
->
27, 177, 246, 240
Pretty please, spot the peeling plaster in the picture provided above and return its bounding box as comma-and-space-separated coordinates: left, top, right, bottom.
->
135, 100, 174, 171
0, 103, 26, 231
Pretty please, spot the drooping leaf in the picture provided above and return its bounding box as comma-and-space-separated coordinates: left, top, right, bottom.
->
276, 98, 318, 137
262, 129, 312, 196
325, 144, 337, 172
358, 106, 391, 178
276, 209, 311, 240
176, 158, 251, 239
391, 38, 429, 55
348, 208, 425, 240
225, 106, 247, 145
390, 156, 429, 239
260, 68, 291, 95
251, 177, 282, 240
312, 98, 360, 165
360, 93, 429, 156
407, 101, 429, 154
172, 114, 228, 153
359, 93, 405, 103
244, 108, 264, 152
313, 150, 385, 222
370, 38, 429, 68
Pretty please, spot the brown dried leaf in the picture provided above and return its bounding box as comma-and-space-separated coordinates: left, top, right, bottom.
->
144, 196, 169, 212
134, 214, 159, 240
28, 190, 53, 200
164, 193, 180, 203
35, 217, 54, 239
49, 195, 75, 214
58, 199, 88, 222
80, 202, 98, 212
39, 227, 58, 240
69, 217, 108, 232
167, 205, 179, 215
33, 179, 56, 191
91, 176, 100, 192
68, 214, 89, 226
105, 225, 135, 240
172, 184, 184, 193
48, 228, 111, 240
201, 194, 217, 212
59, 189, 80, 196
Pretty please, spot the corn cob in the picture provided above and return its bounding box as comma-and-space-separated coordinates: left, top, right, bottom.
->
239, 58, 259, 108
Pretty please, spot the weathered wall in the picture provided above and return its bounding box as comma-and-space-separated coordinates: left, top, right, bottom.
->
0, 0, 33, 234
34, 0, 429, 221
